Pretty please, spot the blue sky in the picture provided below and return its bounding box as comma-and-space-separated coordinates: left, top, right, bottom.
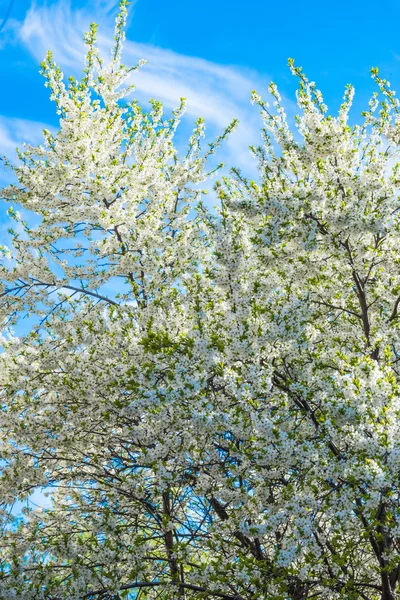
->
2, 0, 400, 179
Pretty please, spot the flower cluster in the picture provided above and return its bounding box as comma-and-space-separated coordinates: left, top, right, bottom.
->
1, 4, 400, 600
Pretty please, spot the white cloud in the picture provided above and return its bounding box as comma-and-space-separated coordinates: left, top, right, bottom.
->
0, 115, 50, 155
19, 0, 258, 123
0, 116, 54, 186
17, 0, 282, 174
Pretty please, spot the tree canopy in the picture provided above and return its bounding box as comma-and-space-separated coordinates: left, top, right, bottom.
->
1, 3, 400, 599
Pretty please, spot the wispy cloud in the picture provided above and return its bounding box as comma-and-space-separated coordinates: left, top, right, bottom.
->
0, 116, 54, 188
17, 0, 280, 174
0, 116, 50, 156
20, 0, 259, 122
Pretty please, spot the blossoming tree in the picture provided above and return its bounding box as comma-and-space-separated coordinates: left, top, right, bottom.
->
1, 3, 400, 599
